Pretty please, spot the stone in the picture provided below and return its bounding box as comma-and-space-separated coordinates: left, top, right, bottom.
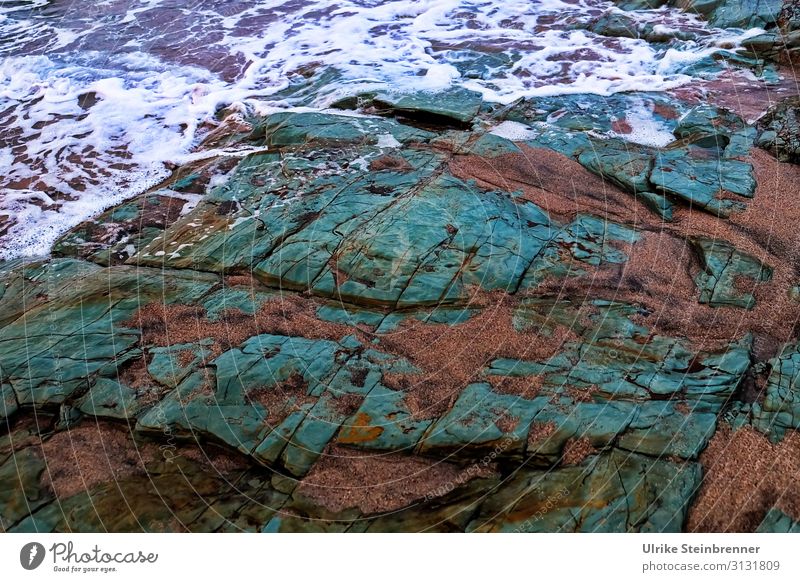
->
751, 342, 800, 441
691, 237, 772, 309
756, 96, 800, 163
0, 81, 791, 532
498, 96, 757, 219
372, 88, 484, 124
0, 264, 217, 409
756, 507, 800, 532
467, 449, 700, 532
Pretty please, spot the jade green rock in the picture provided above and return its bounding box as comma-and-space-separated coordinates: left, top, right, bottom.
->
336, 385, 433, 451
11, 456, 285, 533
751, 342, 800, 441
0, 258, 101, 326
372, 88, 484, 124
611, 0, 669, 8
499, 95, 756, 219
0, 447, 53, 530
202, 287, 279, 321
467, 449, 700, 532
674, 105, 757, 158
132, 112, 645, 308
756, 96, 800, 163
0, 264, 217, 410
0, 86, 782, 532
1, 383, 17, 421
691, 237, 772, 309
702, 0, 782, 29
756, 508, 800, 533
418, 382, 540, 459
76, 377, 152, 420
590, 9, 696, 42
488, 298, 749, 464
650, 151, 754, 217
147, 341, 215, 388
52, 193, 199, 265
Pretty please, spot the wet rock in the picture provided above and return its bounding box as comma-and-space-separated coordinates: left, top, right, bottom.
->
53, 192, 202, 266
490, 298, 750, 463
499, 98, 757, 219
446, 50, 520, 81
616, 0, 783, 29
1, 383, 17, 421
0, 258, 100, 326
650, 151, 754, 217
0, 447, 52, 530
680, 0, 783, 29
0, 262, 217, 409
613, 0, 670, 9
371, 88, 484, 125
131, 112, 646, 308
590, 9, 696, 42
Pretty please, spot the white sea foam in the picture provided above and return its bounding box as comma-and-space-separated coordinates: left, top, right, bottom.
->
489, 121, 542, 142
612, 98, 678, 148
0, 0, 771, 259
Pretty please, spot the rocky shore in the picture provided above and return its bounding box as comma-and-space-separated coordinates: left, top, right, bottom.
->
2, 0, 800, 533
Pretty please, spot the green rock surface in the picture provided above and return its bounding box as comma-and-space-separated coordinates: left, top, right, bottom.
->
498, 97, 757, 219
691, 237, 773, 309
756, 507, 800, 532
2, 76, 799, 532
757, 96, 800, 163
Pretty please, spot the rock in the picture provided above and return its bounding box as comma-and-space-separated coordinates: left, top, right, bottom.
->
445, 50, 519, 81
0, 85, 792, 532
1, 383, 17, 421
0, 263, 217, 408
613, 0, 783, 29
751, 343, 800, 441
756, 507, 800, 532
612, 0, 670, 9
131, 112, 649, 308
371, 88, 484, 125
498, 97, 757, 219
0, 448, 51, 530
756, 96, 800, 163
589, 10, 641, 39
491, 298, 750, 462
418, 382, 539, 459
650, 151, 754, 217
674, 105, 756, 158
468, 450, 700, 532
682, 0, 783, 29
0, 258, 101, 326
590, 9, 697, 42
691, 237, 773, 309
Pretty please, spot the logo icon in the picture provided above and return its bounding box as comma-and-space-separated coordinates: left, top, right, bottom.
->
20, 542, 46, 570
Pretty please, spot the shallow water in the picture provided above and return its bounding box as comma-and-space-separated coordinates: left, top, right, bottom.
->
0, 0, 765, 258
